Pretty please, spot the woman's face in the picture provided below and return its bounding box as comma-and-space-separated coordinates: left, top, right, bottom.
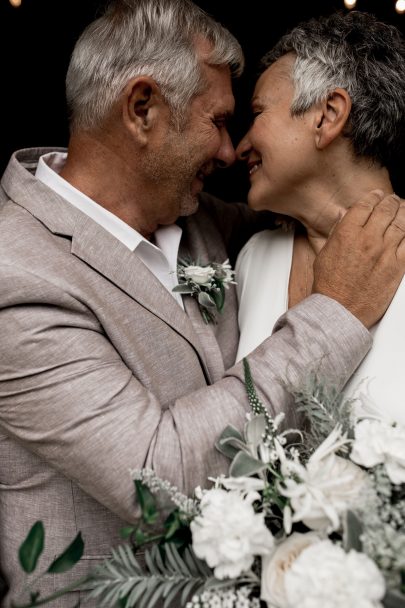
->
236, 54, 319, 217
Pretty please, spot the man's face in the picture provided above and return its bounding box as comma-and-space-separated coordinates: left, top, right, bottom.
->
236, 54, 318, 217
145, 62, 236, 226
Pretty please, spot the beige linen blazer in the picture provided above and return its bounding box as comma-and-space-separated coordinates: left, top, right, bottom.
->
0, 149, 371, 606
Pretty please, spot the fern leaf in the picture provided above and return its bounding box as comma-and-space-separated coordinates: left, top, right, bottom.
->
87, 541, 211, 608
183, 548, 199, 576
117, 545, 134, 573
187, 547, 212, 577
99, 583, 122, 607
144, 549, 159, 575
164, 544, 189, 577
181, 579, 198, 605
143, 583, 167, 608
138, 580, 164, 608
163, 582, 183, 607
125, 579, 148, 607
151, 545, 166, 574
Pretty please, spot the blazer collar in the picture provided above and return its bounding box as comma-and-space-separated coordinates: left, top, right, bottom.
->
1, 148, 212, 381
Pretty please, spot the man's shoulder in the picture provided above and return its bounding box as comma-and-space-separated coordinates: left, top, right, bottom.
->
2, 147, 67, 182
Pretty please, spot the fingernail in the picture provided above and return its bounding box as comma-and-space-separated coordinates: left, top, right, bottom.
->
391, 194, 400, 201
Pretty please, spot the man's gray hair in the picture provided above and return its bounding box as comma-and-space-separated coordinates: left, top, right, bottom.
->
262, 11, 405, 168
65, 0, 244, 132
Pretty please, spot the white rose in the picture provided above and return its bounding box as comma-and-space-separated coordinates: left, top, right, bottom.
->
280, 453, 369, 532
261, 532, 321, 608
190, 488, 274, 579
183, 265, 215, 285
284, 540, 385, 608
351, 418, 405, 484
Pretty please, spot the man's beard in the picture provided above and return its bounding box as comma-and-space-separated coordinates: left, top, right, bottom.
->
179, 192, 199, 217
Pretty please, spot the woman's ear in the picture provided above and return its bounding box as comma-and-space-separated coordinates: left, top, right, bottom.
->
121, 76, 163, 144
314, 88, 352, 150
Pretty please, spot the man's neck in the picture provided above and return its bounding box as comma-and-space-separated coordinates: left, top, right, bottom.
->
60, 133, 156, 240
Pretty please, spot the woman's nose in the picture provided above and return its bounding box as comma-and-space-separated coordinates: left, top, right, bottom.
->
236, 134, 252, 161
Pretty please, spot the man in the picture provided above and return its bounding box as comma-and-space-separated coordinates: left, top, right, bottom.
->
0, 0, 404, 605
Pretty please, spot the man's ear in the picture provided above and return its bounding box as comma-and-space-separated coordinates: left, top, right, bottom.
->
314, 88, 352, 150
122, 76, 164, 144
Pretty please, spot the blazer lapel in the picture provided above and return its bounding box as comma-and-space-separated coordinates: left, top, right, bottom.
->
70, 216, 209, 360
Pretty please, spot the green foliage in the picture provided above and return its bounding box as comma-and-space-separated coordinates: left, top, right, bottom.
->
211, 283, 225, 312
18, 521, 44, 574
242, 358, 267, 417
172, 284, 194, 294
343, 510, 363, 553
89, 543, 213, 608
197, 292, 216, 310
215, 425, 246, 460
383, 590, 405, 608
229, 451, 267, 478
135, 479, 158, 525
163, 510, 192, 548
47, 533, 84, 574
291, 372, 355, 455
120, 526, 136, 540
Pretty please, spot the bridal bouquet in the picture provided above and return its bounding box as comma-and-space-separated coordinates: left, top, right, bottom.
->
13, 362, 405, 608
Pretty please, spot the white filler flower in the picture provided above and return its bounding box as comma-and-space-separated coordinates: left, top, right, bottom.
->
351, 418, 405, 484
190, 488, 274, 579
284, 539, 385, 608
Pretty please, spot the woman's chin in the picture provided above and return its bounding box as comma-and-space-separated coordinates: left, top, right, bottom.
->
247, 192, 278, 213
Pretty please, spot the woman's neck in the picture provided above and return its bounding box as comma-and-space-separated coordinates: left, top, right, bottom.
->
299, 163, 393, 254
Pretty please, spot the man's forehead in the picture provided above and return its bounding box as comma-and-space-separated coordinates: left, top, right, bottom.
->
199, 63, 235, 112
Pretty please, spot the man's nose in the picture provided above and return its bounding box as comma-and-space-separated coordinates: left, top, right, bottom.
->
215, 130, 236, 169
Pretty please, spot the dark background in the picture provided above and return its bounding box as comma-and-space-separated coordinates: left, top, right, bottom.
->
1, 0, 404, 200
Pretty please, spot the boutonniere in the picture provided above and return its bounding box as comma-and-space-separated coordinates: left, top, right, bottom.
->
173, 258, 236, 324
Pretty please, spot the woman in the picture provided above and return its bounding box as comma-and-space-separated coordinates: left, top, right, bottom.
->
235, 11, 405, 423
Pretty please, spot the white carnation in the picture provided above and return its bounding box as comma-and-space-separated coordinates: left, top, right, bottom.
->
190, 488, 274, 579
351, 418, 405, 484
284, 540, 385, 608
261, 532, 321, 608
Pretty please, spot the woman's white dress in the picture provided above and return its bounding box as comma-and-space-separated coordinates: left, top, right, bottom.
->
236, 228, 405, 425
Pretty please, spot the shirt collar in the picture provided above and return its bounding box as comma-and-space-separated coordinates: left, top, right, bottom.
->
36, 151, 152, 252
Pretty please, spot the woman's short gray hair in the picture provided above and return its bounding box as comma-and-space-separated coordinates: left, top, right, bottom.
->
66, 0, 244, 133
261, 11, 405, 168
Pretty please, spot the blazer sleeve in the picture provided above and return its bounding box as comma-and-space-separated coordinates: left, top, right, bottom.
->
0, 260, 371, 523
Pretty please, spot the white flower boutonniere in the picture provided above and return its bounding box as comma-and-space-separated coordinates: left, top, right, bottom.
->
173, 258, 236, 324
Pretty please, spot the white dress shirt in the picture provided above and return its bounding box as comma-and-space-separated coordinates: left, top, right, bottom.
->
35, 152, 184, 308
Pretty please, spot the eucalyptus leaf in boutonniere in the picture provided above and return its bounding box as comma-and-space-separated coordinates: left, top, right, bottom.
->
173, 258, 236, 324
